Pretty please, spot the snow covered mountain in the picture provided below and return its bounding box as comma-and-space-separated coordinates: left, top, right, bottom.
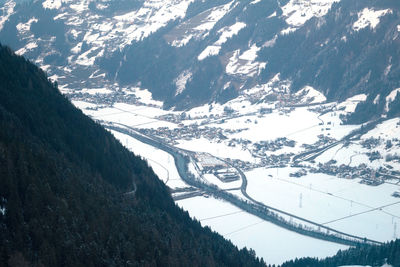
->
1, 0, 400, 121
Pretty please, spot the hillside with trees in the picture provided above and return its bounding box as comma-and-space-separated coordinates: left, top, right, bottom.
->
281, 239, 400, 267
0, 45, 265, 266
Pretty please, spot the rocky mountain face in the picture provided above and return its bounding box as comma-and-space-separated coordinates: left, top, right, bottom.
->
1, 0, 400, 120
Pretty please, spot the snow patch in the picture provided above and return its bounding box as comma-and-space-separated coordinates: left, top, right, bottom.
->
96, 3, 108, 10
76, 47, 103, 66
0, 206, 5, 216
15, 42, 38, 55
175, 70, 192, 96
281, 0, 340, 29
353, 8, 392, 31
244, 73, 281, 95
384, 64, 392, 76
268, 11, 277, 18
198, 22, 246, 61
42, 0, 63, 10
337, 94, 368, 113
385, 88, 400, 112
263, 35, 278, 47
0, 0, 16, 31
223, 81, 231, 90
169, 1, 236, 47
71, 42, 82, 54
239, 44, 260, 61
129, 87, 163, 107
198, 45, 221, 60
295, 86, 327, 104
280, 27, 297, 35
373, 94, 380, 105
16, 18, 38, 34
226, 45, 266, 77
53, 12, 68, 20
216, 22, 246, 45
70, 1, 89, 13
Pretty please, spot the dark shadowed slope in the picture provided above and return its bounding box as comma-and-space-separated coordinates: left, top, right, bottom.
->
0, 45, 265, 267
281, 239, 400, 267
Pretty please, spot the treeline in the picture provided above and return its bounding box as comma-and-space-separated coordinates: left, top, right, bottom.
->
0, 45, 265, 266
280, 239, 400, 267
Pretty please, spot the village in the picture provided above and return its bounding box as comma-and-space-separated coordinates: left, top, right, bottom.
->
74, 86, 400, 193
137, 117, 400, 190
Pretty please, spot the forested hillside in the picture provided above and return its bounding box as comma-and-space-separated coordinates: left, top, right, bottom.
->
281, 239, 400, 267
0, 45, 265, 266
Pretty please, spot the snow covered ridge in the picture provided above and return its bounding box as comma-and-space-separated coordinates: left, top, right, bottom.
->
281, 0, 340, 31
353, 8, 392, 31
112, 0, 195, 47
226, 44, 266, 77
37, 0, 197, 61
168, 1, 237, 47
198, 22, 246, 61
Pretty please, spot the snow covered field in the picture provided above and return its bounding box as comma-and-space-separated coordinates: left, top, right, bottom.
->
177, 195, 348, 265
80, 102, 177, 129
245, 167, 400, 242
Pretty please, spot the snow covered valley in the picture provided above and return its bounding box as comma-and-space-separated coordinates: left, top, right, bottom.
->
73, 86, 400, 265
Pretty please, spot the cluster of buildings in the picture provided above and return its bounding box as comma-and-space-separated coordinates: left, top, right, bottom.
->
301, 134, 337, 150
252, 137, 296, 153
194, 153, 240, 182
310, 161, 385, 186
70, 90, 139, 106
260, 153, 293, 167
361, 137, 382, 149
139, 124, 244, 146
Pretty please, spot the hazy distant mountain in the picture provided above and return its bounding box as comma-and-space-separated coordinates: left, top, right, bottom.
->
1, 0, 399, 121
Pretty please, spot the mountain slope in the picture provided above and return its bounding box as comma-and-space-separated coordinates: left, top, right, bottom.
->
1, 0, 399, 120
0, 45, 265, 266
